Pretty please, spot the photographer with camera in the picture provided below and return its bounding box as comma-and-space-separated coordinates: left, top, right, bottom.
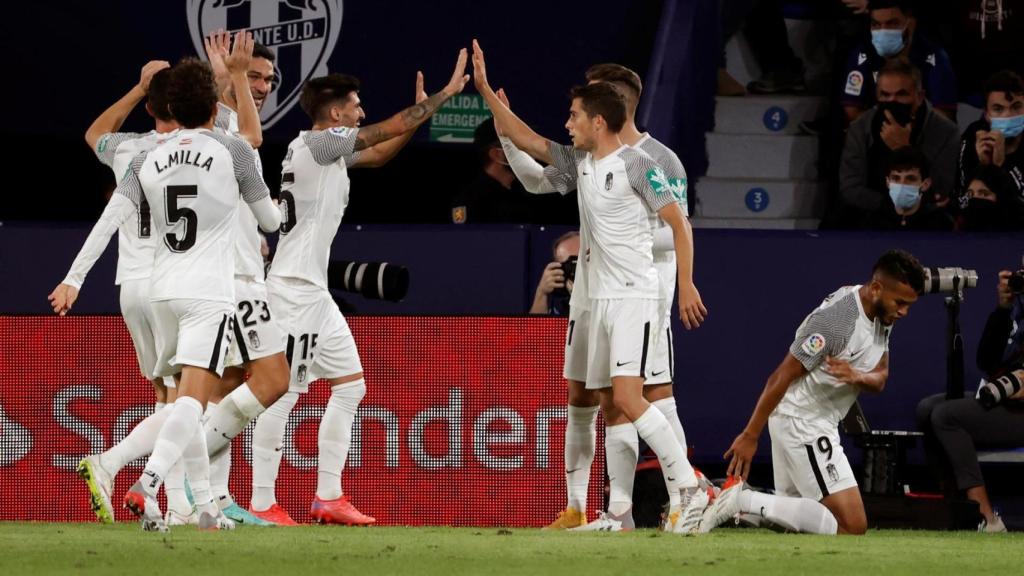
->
917, 268, 1024, 532
530, 231, 580, 315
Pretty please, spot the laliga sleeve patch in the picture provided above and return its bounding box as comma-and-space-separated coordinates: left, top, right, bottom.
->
844, 71, 864, 96
96, 134, 111, 153
329, 126, 355, 138
801, 333, 826, 356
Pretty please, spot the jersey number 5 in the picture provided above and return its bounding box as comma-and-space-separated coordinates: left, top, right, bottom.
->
165, 185, 198, 252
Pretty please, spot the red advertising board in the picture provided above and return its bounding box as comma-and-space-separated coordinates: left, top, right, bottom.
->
0, 316, 604, 526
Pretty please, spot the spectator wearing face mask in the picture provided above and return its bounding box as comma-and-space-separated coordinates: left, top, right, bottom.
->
876, 147, 953, 230
960, 164, 1024, 231
839, 59, 959, 228
840, 0, 957, 123
957, 70, 1024, 208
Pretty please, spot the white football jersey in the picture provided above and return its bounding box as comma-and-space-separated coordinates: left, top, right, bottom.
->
548, 143, 674, 300
94, 131, 178, 284
776, 285, 891, 427
115, 129, 271, 303
269, 127, 362, 289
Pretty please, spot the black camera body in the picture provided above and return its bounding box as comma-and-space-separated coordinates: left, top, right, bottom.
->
552, 256, 578, 299
1008, 270, 1024, 294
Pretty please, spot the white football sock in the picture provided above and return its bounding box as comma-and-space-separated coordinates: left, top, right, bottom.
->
605, 422, 638, 525
250, 391, 298, 511
316, 380, 366, 501
139, 396, 203, 497
100, 404, 170, 475
739, 490, 839, 535
205, 384, 266, 456
632, 406, 689, 508
182, 417, 216, 517
564, 405, 598, 511
651, 397, 697, 488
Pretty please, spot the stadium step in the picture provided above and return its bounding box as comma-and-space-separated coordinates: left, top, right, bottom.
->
713, 95, 827, 136
690, 217, 821, 230
706, 133, 819, 180
695, 177, 824, 219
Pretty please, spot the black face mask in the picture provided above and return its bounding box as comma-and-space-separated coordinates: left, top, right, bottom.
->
877, 101, 914, 126
962, 199, 1004, 231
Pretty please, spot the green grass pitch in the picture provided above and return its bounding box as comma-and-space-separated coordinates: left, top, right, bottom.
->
1, 523, 1020, 575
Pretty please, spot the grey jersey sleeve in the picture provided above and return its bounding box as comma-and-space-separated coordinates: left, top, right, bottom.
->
213, 134, 271, 203
214, 103, 237, 132
621, 149, 676, 214
113, 153, 147, 206
788, 296, 859, 372
94, 132, 144, 167
303, 127, 361, 166
547, 141, 583, 191
640, 140, 689, 213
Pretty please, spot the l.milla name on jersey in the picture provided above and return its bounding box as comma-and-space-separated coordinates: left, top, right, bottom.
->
153, 149, 214, 174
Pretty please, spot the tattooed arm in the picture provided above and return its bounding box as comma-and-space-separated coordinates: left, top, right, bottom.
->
350, 48, 470, 151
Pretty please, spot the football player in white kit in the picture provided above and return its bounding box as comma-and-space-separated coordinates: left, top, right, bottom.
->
701, 250, 925, 535
496, 64, 703, 531
246, 50, 472, 526
186, 31, 296, 527
113, 58, 282, 532
473, 40, 709, 534
48, 61, 179, 524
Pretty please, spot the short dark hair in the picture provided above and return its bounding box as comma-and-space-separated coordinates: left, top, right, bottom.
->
552, 230, 580, 260
873, 249, 926, 294
147, 68, 174, 122
473, 117, 500, 167
869, 0, 914, 16
886, 146, 930, 179
252, 42, 275, 62
585, 63, 642, 106
569, 83, 626, 133
969, 165, 1013, 201
299, 73, 360, 122
877, 58, 922, 91
983, 70, 1024, 103
167, 58, 219, 129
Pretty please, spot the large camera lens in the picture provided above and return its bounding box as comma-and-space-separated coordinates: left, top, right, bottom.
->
923, 267, 978, 295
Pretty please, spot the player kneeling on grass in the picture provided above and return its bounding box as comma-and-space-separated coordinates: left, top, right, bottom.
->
701, 250, 925, 535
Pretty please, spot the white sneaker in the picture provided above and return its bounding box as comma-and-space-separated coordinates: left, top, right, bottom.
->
669, 486, 710, 534
978, 513, 1007, 533
569, 511, 624, 532
165, 508, 199, 526
699, 479, 743, 533
199, 510, 236, 531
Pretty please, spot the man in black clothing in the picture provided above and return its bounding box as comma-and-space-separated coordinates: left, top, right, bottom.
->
917, 270, 1024, 533
451, 118, 573, 224
875, 147, 953, 230
957, 70, 1024, 208
839, 59, 959, 228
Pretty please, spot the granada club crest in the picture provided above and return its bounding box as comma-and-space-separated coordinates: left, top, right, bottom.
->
187, 0, 344, 129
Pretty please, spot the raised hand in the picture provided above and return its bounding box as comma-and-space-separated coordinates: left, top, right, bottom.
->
224, 30, 254, 76
415, 71, 427, 104
204, 29, 231, 80
471, 39, 491, 93
445, 48, 471, 96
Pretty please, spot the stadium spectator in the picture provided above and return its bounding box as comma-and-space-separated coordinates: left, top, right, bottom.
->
916, 270, 1024, 533
956, 70, 1024, 207
952, 0, 1024, 107
876, 147, 953, 230
959, 165, 1024, 231
529, 231, 579, 315
838, 59, 959, 228
717, 0, 805, 95
451, 118, 534, 224
840, 0, 957, 123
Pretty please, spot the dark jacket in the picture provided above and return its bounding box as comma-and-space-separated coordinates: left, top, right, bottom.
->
840, 102, 959, 221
